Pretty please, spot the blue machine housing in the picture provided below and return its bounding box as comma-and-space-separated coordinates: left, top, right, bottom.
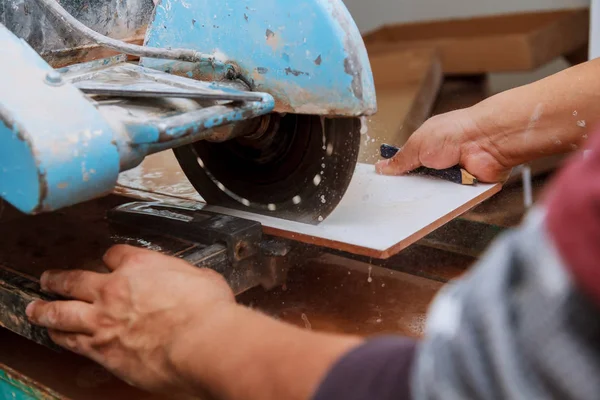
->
0, 24, 120, 214
142, 0, 376, 116
0, 0, 376, 215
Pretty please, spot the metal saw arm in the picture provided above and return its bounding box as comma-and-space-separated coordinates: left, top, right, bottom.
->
0, 25, 274, 214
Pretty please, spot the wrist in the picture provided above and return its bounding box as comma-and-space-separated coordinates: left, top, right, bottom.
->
464, 89, 550, 169
168, 303, 363, 400
166, 300, 241, 397
466, 76, 592, 169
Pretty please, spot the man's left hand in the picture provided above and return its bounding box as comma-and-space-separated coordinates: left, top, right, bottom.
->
25, 244, 235, 394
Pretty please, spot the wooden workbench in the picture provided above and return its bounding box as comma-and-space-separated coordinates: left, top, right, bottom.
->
0, 192, 475, 399
0, 168, 549, 399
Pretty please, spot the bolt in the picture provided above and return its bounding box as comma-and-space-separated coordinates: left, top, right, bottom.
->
45, 71, 63, 86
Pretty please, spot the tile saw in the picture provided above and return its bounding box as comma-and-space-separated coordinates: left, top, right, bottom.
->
0, 0, 376, 225
0, 0, 377, 356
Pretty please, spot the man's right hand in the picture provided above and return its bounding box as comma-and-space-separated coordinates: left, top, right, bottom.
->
375, 58, 599, 183
375, 108, 514, 183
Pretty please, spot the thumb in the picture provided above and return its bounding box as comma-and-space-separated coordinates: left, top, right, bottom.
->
375, 140, 422, 176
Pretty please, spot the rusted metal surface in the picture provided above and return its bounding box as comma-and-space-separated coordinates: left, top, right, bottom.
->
44, 35, 145, 68
0, 268, 58, 349
0, 363, 63, 400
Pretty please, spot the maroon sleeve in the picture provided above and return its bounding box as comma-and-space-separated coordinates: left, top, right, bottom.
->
312, 336, 417, 400
546, 129, 600, 306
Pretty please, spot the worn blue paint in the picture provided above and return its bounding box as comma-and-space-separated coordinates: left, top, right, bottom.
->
142, 0, 377, 116
0, 121, 40, 213
1, 0, 374, 215
0, 366, 61, 399
0, 24, 120, 214
0, 24, 275, 214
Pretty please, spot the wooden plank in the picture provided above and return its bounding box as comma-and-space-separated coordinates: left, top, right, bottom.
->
238, 254, 444, 338
359, 49, 443, 164
364, 9, 590, 74
116, 152, 501, 259
0, 248, 453, 399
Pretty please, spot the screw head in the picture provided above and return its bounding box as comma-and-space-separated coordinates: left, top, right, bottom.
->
45, 71, 63, 86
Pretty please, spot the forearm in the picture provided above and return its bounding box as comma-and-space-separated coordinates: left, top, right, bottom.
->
169, 304, 362, 400
466, 58, 600, 167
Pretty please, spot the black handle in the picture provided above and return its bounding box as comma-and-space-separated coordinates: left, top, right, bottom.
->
379, 144, 477, 185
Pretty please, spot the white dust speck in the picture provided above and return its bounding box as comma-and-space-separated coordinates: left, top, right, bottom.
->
326, 143, 334, 156
267, 203, 276, 211
382, 283, 386, 288
360, 116, 369, 135
292, 195, 302, 205
573, 110, 578, 116
376, 318, 382, 323
367, 266, 373, 283
320, 195, 326, 204
241, 198, 250, 206
313, 174, 322, 186
318, 216, 324, 222
577, 120, 587, 128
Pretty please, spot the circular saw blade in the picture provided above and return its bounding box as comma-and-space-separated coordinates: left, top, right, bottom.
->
173, 115, 361, 225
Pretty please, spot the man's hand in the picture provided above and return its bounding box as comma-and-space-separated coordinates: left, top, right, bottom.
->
26, 245, 361, 400
26, 245, 235, 394
376, 59, 599, 183
375, 108, 513, 183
